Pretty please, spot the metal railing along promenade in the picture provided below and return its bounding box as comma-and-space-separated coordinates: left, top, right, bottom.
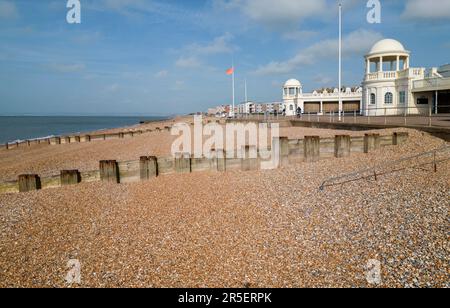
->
319, 144, 450, 191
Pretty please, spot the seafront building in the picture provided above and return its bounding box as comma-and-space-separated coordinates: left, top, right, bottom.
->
208, 38, 450, 117
282, 79, 362, 116
362, 39, 450, 116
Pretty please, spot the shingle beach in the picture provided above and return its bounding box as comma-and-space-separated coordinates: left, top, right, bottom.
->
0, 119, 448, 288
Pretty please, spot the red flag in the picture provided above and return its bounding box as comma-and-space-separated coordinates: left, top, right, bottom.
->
226, 67, 234, 75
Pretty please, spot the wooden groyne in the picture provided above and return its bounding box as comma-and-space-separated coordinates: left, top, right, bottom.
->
0, 132, 410, 194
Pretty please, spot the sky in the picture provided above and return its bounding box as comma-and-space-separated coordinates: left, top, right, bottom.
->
0, 0, 449, 116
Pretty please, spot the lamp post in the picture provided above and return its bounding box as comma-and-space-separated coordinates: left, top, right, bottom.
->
338, 3, 343, 122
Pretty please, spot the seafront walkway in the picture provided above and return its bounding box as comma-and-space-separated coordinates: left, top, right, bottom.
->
235, 113, 450, 128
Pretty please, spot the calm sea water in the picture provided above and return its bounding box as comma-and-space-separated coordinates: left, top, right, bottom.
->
0, 116, 167, 144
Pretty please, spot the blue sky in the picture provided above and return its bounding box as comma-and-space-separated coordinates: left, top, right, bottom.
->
0, 0, 449, 116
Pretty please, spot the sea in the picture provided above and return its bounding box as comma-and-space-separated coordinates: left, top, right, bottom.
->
0, 116, 168, 144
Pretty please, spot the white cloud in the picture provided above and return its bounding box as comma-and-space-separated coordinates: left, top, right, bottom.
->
313, 74, 333, 86
0, 0, 18, 19
105, 83, 120, 93
71, 31, 102, 44
253, 29, 383, 75
155, 70, 169, 78
402, 0, 450, 19
171, 80, 185, 91
186, 33, 237, 55
175, 33, 237, 69
282, 30, 317, 41
217, 0, 327, 28
48, 63, 86, 73
175, 56, 202, 68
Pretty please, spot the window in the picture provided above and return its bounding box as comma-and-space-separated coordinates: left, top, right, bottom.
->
399, 91, 406, 104
284, 88, 287, 96
290, 105, 294, 111
417, 97, 429, 105
289, 88, 295, 96
370, 93, 376, 105
385, 92, 393, 104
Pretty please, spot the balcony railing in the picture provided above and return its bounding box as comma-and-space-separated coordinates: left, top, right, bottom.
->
366, 68, 425, 81
413, 77, 450, 91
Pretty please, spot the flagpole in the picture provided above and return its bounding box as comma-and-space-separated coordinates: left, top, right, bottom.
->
232, 62, 235, 118
338, 3, 343, 122
245, 78, 248, 103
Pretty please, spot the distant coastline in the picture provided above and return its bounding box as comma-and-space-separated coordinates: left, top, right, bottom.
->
0, 116, 170, 144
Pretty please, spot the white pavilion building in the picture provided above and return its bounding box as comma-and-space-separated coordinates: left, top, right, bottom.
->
282, 79, 362, 116
362, 38, 450, 116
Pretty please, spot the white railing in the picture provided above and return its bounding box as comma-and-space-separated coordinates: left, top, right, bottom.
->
367, 68, 426, 81
413, 77, 450, 90
301, 92, 361, 98
366, 71, 397, 81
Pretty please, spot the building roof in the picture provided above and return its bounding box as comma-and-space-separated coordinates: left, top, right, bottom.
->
284, 79, 302, 87
368, 39, 408, 56
438, 64, 450, 77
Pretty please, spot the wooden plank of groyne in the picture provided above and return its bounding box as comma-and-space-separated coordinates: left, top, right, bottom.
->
140, 156, 158, 180
191, 156, 210, 172
393, 132, 409, 146
350, 136, 365, 153
0, 181, 19, 194
241, 145, 258, 171
279, 137, 289, 167
60, 170, 81, 186
80, 170, 100, 183
18, 174, 41, 192
99, 160, 120, 183
213, 149, 226, 172
157, 157, 175, 175
4, 143, 9, 150
80, 135, 91, 143
304, 136, 320, 163
334, 135, 351, 158
364, 133, 381, 153
319, 138, 335, 159
50, 137, 61, 145
69, 136, 81, 143
174, 153, 191, 174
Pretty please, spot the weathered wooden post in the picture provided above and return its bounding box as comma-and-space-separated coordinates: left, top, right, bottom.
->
174, 153, 191, 173
164, 126, 171, 132
280, 137, 290, 167
5, 143, 9, 150
304, 136, 320, 162
241, 145, 258, 171
81, 135, 91, 143
50, 137, 61, 145
18, 174, 41, 192
212, 149, 226, 172
364, 133, 381, 153
140, 156, 158, 180
63, 136, 71, 144
99, 160, 120, 183
60, 170, 81, 186
334, 135, 351, 158
393, 132, 409, 146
